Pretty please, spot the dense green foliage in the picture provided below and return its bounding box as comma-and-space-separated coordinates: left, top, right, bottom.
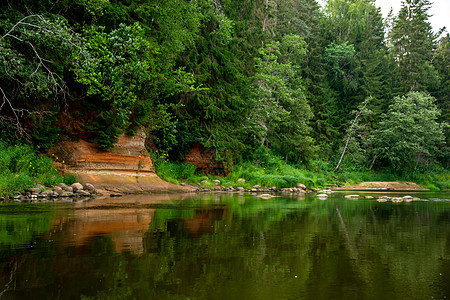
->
153, 147, 449, 190
0, 142, 76, 196
0, 0, 448, 185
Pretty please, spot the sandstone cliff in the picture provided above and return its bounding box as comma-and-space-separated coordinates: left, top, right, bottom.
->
51, 129, 195, 194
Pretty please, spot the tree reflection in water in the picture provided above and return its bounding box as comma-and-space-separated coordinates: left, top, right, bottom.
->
0, 192, 449, 299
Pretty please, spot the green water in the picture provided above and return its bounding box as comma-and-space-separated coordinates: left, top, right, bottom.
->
0, 191, 449, 299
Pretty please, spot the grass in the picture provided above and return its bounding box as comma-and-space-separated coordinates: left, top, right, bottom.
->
0, 142, 76, 196
152, 150, 449, 191
151, 151, 197, 184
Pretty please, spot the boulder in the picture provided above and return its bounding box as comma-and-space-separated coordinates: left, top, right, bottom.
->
65, 186, 74, 193
236, 187, 245, 191
200, 180, 210, 186
75, 190, 91, 196
344, 194, 360, 199
60, 191, 74, 197
391, 197, 403, 203
71, 183, 84, 192
296, 183, 307, 190
28, 188, 42, 195
212, 180, 221, 186
83, 183, 96, 193
57, 183, 74, 192
253, 185, 261, 189
57, 182, 69, 189
53, 186, 63, 194
39, 190, 56, 197
402, 195, 413, 202
317, 194, 328, 199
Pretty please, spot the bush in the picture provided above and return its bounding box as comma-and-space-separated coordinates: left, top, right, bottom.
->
0, 142, 76, 196
151, 152, 197, 184
150, 147, 449, 191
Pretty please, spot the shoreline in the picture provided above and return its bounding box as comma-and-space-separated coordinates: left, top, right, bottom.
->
333, 181, 430, 191
0, 180, 438, 203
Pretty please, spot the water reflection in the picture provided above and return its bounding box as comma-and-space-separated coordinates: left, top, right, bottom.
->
0, 192, 449, 299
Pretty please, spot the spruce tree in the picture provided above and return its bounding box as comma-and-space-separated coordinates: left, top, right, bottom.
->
390, 0, 440, 92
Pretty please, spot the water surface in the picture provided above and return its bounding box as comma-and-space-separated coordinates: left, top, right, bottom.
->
0, 191, 449, 299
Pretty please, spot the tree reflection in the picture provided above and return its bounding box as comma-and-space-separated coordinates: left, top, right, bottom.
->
0, 194, 449, 299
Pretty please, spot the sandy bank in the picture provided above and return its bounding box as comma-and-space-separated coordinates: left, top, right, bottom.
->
335, 181, 429, 191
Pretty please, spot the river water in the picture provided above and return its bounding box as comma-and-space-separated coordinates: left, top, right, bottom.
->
0, 191, 449, 299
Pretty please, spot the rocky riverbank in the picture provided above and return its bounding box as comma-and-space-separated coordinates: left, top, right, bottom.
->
50, 130, 195, 194
194, 180, 316, 193
0, 182, 98, 203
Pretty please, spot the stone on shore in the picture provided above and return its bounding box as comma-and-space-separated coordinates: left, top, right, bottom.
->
296, 183, 307, 190
28, 188, 42, 195
75, 190, 91, 196
83, 183, 96, 193
71, 183, 84, 192
53, 186, 63, 194
39, 190, 56, 197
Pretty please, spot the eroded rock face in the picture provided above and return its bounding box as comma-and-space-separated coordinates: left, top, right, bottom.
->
50, 129, 193, 194
183, 142, 228, 175
51, 132, 154, 174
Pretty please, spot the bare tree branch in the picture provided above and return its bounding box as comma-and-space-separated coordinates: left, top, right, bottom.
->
0, 87, 30, 139
0, 14, 42, 43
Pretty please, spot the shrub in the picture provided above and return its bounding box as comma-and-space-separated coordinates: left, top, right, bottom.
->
0, 142, 76, 196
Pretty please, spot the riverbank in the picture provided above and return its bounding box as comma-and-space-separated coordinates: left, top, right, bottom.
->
1, 141, 448, 198
335, 181, 429, 191
152, 155, 449, 192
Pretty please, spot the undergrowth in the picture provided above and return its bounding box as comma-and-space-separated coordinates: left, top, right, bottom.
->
0, 142, 76, 196
152, 148, 449, 190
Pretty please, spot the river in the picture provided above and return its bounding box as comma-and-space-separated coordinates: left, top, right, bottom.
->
0, 191, 449, 299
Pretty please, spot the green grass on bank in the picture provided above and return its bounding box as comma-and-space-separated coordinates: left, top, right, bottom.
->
0, 143, 76, 196
1, 143, 446, 196
152, 151, 449, 191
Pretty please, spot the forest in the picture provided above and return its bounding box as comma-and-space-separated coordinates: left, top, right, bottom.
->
0, 0, 448, 192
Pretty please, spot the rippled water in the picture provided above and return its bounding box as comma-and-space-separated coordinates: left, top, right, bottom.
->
0, 191, 449, 299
